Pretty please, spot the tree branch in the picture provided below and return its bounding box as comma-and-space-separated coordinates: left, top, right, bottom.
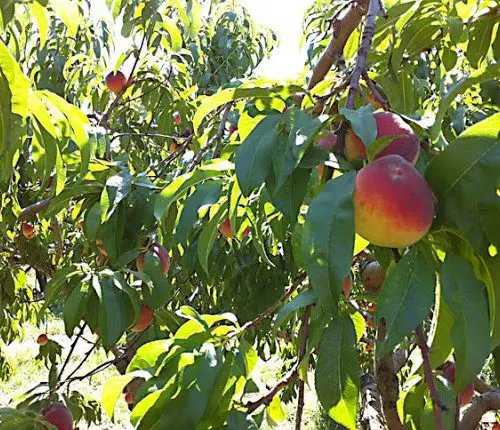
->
236, 271, 306, 336
187, 103, 232, 172
18, 199, 51, 221
295, 305, 311, 430
244, 364, 299, 413
375, 319, 403, 430
360, 373, 386, 430
308, 0, 370, 90
458, 391, 500, 430
415, 324, 445, 430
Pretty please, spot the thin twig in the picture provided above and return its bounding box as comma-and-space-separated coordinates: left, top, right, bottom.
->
57, 324, 86, 382
52, 219, 63, 266
187, 103, 232, 172
244, 364, 299, 413
362, 71, 389, 111
295, 306, 311, 430
236, 271, 306, 336
415, 324, 445, 430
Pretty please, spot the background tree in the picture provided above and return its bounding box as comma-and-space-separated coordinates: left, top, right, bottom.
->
0, 0, 498, 429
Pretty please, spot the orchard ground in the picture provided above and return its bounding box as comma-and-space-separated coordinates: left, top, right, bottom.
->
1, 316, 497, 428
1, 317, 333, 429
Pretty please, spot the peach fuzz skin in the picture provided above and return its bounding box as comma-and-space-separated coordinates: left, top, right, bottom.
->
353, 155, 434, 248
345, 112, 420, 165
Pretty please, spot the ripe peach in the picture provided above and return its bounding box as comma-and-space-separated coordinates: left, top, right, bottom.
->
353, 155, 434, 248
342, 275, 353, 297
37, 334, 48, 346
361, 261, 386, 294
99, 246, 108, 258
317, 133, 337, 151
124, 392, 134, 405
365, 342, 374, 351
22, 223, 36, 239
173, 112, 181, 126
367, 302, 376, 313
345, 129, 366, 163
219, 218, 234, 239
346, 112, 420, 165
230, 125, 238, 135
366, 319, 376, 329
105, 71, 127, 94
242, 226, 250, 237
442, 362, 475, 407
130, 304, 153, 332
150, 243, 170, 275
43, 403, 73, 430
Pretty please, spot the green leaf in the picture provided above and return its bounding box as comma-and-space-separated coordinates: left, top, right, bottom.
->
50, 0, 80, 37
0, 70, 12, 160
302, 173, 355, 310
100, 169, 132, 222
270, 109, 325, 190
375, 247, 436, 356
228, 411, 258, 430
426, 113, 500, 223
176, 181, 223, 246
97, 276, 135, 350
266, 395, 285, 423
193, 84, 303, 134
162, 16, 182, 52
40, 266, 83, 312
40, 91, 90, 176
102, 371, 150, 419
377, 68, 417, 114
428, 293, 453, 368
391, 17, 442, 69
493, 345, 500, 384
63, 281, 90, 337
429, 64, 500, 142
441, 253, 490, 392
266, 167, 311, 220
29, 2, 49, 48
340, 105, 377, 146
366, 135, 405, 162
198, 204, 227, 275
273, 289, 317, 330
0, 40, 29, 117
154, 160, 233, 220
400, 377, 425, 430
466, 15, 496, 68
485, 254, 500, 349
315, 316, 359, 430
235, 115, 282, 196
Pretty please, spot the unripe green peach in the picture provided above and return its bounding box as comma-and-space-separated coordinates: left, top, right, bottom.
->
361, 261, 386, 294
353, 155, 434, 248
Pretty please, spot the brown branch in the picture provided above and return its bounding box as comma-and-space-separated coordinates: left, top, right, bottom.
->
415, 325, 445, 430
308, 0, 370, 90
362, 71, 389, 111
18, 199, 51, 221
375, 320, 403, 430
52, 220, 63, 266
474, 377, 496, 394
237, 271, 306, 335
360, 373, 385, 430
458, 391, 500, 430
187, 103, 232, 172
295, 305, 311, 430
244, 364, 299, 413
345, 0, 380, 108
56, 324, 86, 384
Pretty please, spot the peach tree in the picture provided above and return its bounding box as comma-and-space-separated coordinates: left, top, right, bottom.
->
0, 0, 498, 429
